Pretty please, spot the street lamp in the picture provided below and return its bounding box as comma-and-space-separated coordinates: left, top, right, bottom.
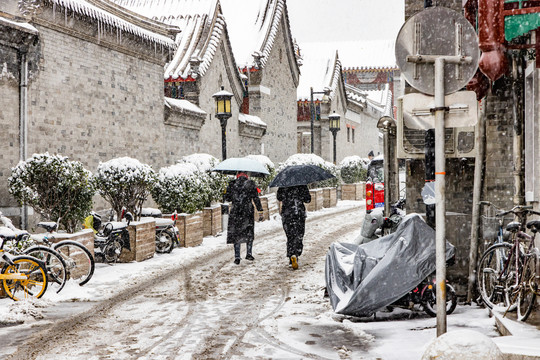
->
328, 111, 341, 164
212, 86, 233, 160
310, 87, 330, 153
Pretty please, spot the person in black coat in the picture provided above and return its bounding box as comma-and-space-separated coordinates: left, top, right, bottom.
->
224, 172, 264, 264
277, 185, 311, 269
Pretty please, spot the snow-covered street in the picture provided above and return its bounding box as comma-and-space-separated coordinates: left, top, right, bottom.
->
0, 201, 498, 359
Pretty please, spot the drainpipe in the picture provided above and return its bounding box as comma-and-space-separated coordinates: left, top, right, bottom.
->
466, 96, 487, 304
19, 48, 28, 229
512, 54, 524, 206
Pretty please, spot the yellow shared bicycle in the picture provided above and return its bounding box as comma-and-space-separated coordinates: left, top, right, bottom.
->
0, 227, 48, 301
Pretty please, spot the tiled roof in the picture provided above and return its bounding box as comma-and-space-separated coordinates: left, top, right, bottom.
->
112, 0, 229, 80
47, 0, 176, 47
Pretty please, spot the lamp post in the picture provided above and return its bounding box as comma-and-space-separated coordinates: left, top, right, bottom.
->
328, 111, 341, 164
310, 87, 330, 154
212, 86, 233, 160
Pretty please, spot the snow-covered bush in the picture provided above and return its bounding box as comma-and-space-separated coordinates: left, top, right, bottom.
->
8, 153, 95, 232
339, 155, 368, 184
278, 153, 340, 188
180, 153, 227, 205
93, 157, 155, 220
151, 162, 211, 214
246, 154, 276, 193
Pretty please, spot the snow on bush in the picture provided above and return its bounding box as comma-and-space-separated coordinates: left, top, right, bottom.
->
246, 154, 276, 193
151, 162, 211, 214
179, 153, 228, 205
8, 153, 94, 232
278, 153, 340, 188
339, 155, 368, 184
93, 157, 155, 220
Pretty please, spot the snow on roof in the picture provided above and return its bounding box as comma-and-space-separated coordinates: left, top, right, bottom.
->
365, 83, 392, 114
164, 97, 207, 116
345, 84, 367, 105
113, 0, 227, 80
49, 0, 176, 48
296, 43, 340, 101
0, 16, 38, 34
220, 0, 285, 69
115, 0, 217, 19
239, 113, 267, 128
298, 39, 396, 70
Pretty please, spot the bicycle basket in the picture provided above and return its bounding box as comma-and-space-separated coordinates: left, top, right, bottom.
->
481, 215, 512, 240
481, 216, 499, 240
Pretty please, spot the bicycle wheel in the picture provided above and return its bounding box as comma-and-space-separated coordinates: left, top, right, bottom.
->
53, 240, 95, 286
422, 283, 458, 317
517, 251, 539, 321
23, 246, 67, 294
155, 229, 175, 254
2, 255, 48, 300
477, 243, 515, 309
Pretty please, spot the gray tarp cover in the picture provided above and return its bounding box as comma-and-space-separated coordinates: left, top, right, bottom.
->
325, 214, 455, 317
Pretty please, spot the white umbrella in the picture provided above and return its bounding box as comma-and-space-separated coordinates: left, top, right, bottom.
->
211, 157, 270, 177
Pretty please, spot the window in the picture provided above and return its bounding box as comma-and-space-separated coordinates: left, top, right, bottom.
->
352, 128, 355, 143
347, 127, 350, 142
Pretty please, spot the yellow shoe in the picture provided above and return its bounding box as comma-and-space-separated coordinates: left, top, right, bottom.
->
291, 255, 298, 270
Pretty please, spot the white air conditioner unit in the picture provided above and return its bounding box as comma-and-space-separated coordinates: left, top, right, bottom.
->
396, 96, 478, 159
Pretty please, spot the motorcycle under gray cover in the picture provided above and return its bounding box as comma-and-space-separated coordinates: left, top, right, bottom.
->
325, 213, 455, 317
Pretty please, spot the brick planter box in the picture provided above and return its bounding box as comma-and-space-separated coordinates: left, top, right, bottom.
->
322, 187, 338, 208
341, 183, 365, 201
306, 189, 324, 212
177, 212, 203, 247
203, 205, 221, 237
119, 218, 156, 262
53, 229, 95, 278
266, 193, 279, 218
52, 228, 95, 256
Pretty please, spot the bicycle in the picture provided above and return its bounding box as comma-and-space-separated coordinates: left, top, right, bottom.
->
0, 227, 48, 301
34, 221, 95, 286
0, 213, 67, 294
477, 202, 540, 321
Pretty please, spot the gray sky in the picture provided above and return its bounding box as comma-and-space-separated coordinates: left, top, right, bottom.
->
286, 0, 405, 43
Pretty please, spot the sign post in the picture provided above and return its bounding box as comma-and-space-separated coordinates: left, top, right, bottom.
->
395, 7, 479, 336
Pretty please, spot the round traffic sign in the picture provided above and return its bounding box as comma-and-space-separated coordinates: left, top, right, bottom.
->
395, 7, 479, 95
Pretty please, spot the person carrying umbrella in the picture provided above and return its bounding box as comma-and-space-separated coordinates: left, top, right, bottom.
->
277, 185, 311, 270
224, 172, 264, 264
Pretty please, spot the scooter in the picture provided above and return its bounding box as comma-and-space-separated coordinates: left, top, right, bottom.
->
355, 198, 406, 245
139, 208, 180, 253
87, 211, 133, 263
387, 270, 458, 317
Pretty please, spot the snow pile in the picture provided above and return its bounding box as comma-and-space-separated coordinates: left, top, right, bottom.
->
421, 329, 504, 360
179, 153, 219, 172
0, 298, 52, 325
340, 155, 369, 169
279, 153, 330, 170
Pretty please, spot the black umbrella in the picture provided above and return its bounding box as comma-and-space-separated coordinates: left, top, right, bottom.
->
269, 164, 335, 188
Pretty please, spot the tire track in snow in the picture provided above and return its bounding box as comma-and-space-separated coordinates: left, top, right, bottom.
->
7, 204, 364, 360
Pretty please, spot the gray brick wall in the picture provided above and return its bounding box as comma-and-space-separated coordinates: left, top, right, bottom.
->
252, 23, 298, 164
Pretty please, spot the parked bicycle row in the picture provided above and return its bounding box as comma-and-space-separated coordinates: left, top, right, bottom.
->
0, 208, 182, 301
477, 201, 540, 322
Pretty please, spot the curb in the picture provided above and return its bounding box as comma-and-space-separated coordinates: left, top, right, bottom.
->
490, 309, 540, 360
